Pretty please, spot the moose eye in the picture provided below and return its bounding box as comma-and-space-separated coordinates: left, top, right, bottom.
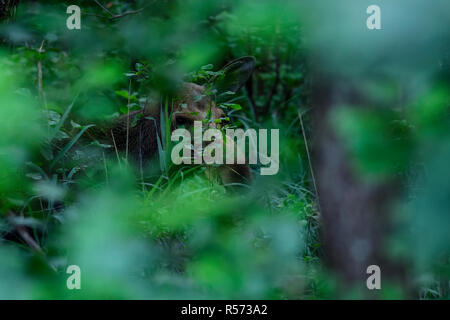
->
175, 116, 190, 128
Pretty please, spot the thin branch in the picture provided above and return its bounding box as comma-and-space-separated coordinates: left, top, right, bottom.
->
111, 8, 146, 20
16, 225, 42, 253
37, 40, 45, 100
6, 211, 57, 271
125, 79, 131, 162
37, 40, 51, 136
298, 110, 321, 215
93, 0, 114, 16
110, 129, 121, 166
83, 7, 147, 20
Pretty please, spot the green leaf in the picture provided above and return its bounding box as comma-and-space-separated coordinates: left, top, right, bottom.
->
49, 94, 78, 141
49, 125, 95, 170
222, 103, 242, 110
115, 90, 138, 102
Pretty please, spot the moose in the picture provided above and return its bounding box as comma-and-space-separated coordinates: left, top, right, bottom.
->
104, 56, 256, 186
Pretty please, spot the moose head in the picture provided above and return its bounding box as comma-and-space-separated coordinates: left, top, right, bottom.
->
171, 56, 255, 131
110, 56, 256, 186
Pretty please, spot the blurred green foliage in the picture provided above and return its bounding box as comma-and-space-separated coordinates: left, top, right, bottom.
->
0, 0, 321, 300
0, 0, 448, 299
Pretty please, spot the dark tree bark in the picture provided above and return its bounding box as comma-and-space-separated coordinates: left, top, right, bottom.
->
311, 73, 411, 296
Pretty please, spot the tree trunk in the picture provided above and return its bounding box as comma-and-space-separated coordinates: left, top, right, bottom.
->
311, 73, 410, 296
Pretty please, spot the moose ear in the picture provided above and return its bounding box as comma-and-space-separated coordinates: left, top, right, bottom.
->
210, 56, 255, 101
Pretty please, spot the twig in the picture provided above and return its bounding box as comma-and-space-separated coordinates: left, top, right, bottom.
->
16, 225, 42, 253
6, 211, 57, 272
139, 123, 146, 194
93, 0, 114, 16
83, 6, 146, 20
110, 129, 121, 166
111, 8, 146, 20
125, 79, 131, 162
37, 40, 51, 136
298, 110, 321, 214
37, 40, 45, 100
